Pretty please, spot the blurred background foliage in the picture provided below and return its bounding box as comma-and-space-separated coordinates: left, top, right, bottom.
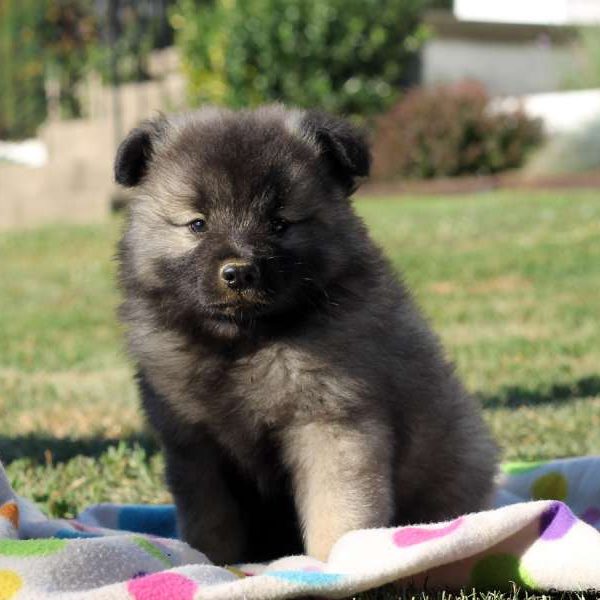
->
372, 81, 544, 180
0, 0, 48, 139
0, 0, 173, 140
0, 0, 563, 178
172, 0, 428, 116
564, 26, 600, 90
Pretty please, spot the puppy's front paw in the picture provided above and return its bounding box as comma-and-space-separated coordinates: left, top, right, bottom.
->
180, 518, 246, 565
306, 530, 338, 562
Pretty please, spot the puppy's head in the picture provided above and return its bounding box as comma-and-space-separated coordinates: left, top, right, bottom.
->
116, 105, 371, 337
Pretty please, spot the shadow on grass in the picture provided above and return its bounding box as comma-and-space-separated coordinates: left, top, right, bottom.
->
479, 375, 600, 409
0, 432, 160, 465
1, 375, 598, 466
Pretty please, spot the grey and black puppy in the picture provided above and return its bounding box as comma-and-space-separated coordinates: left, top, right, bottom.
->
115, 105, 498, 565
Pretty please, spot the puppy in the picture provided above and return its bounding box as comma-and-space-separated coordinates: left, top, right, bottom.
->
115, 105, 498, 564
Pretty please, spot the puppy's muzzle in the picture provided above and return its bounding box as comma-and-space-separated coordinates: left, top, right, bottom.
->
219, 260, 260, 291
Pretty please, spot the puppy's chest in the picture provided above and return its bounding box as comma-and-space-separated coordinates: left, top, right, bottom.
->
193, 343, 354, 434
226, 344, 352, 424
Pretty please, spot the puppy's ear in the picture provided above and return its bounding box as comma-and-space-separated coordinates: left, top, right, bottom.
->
114, 118, 167, 187
301, 111, 371, 194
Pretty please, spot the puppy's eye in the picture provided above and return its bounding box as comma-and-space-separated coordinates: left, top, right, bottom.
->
188, 218, 206, 234
271, 218, 289, 235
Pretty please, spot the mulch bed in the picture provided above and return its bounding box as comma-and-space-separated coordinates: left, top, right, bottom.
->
358, 170, 600, 197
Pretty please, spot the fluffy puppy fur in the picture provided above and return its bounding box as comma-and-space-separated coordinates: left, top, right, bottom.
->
115, 105, 498, 565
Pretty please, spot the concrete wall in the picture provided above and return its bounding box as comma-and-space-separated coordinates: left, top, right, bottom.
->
455, 0, 600, 26
422, 11, 576, 96
0, 119, 113, 230
493, 88, 600, 134
0, 49, 187, 231
423, 38, 572, 95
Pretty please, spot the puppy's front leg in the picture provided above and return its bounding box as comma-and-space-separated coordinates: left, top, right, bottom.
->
282, 420, 394, 561
164, 440, 246, 565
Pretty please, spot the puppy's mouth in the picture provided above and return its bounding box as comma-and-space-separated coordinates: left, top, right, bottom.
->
206, 296, 272, 317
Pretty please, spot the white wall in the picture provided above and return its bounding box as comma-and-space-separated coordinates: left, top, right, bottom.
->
423, 38, 572, 96
493, 88, 600, 134
455, 0, 600, 25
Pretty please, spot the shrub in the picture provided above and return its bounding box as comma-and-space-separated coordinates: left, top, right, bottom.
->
0, 0, 175, 140
371, 81, 544, 180
0, 0, 99, 138
172, 0, 428, 116
42, 0, 99, 119
0, 0, 47, 139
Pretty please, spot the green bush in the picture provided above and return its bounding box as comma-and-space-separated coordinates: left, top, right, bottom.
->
42, 0, 99, 119
172, 0, 428, 116
0, 0, 100, 139
371, 81, 544, 180
0, 0, 47, 139
0, 0, 174, 140
90, 1, 176, 86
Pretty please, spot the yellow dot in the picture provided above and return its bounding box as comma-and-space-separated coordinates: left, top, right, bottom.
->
531, 471, 568, 501
0, 570, 22, 600
225, 566, 246, 579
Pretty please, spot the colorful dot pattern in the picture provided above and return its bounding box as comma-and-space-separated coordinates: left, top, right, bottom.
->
0, 503, 19, 530
127, 572, 197, 600
0, 539, 66, 557
393, 517, 464, 547
132, 536, 174, 568
531, 472, 568, 501
469, 553, 535, 590
581, 506, 600, 526
0, 457, 595, 597
54, 528, 100, 539
539, 502, 577, 540
0, 570, 22, 600
118, 505, 178, 539
266, 571, 343, 586
502, 460, 548, 475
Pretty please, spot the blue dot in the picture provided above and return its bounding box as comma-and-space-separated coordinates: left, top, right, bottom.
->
118, 505, 177, 538
266, 571, 343, 586
54, 528, 100, 539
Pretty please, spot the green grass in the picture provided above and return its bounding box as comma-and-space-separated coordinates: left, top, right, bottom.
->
0, 190, 599, 598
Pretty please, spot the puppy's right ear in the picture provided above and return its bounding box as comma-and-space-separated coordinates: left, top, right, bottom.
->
114, 119, 166, 187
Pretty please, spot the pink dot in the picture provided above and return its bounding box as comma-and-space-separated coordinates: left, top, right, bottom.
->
127, 572, 197, 600
393, 517, 464, 547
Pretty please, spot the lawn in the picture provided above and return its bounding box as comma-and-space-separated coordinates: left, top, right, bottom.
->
0, 190, 599, 598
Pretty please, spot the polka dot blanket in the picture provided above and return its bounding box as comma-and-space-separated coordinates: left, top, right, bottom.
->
0, 456, 599, 599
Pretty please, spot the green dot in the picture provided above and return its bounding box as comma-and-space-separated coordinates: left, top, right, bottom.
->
531, 472, 568, 501
0, 539, 66, 557
133, 536, 173, 567
470, 553, 535, 590
501, 460, 548, 475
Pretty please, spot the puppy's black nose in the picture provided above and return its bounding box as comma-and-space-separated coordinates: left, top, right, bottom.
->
220, 262, 259, 291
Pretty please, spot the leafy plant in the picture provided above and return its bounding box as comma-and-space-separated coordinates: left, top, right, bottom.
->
172, 0, 429, 116
0, 0, 176, 139
42, 0, 99, 119
0, 0, 47, 139
371, 81, 544, 180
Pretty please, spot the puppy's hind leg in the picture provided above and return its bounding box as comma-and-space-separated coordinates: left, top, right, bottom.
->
282, 420, 394, 561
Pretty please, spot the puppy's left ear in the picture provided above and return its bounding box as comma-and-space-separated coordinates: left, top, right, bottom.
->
114, 117, 168, 187
301, 111, 371, 194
